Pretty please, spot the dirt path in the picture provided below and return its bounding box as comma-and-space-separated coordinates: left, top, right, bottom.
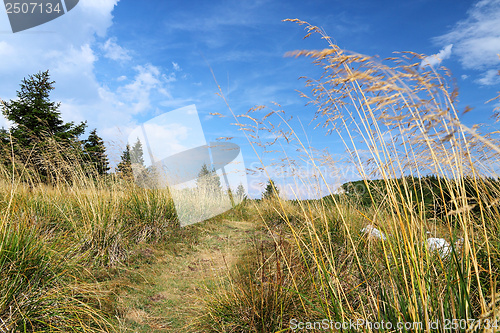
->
114, 219, 262, 332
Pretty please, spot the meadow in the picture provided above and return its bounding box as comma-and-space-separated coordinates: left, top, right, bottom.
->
1, 20, 500, 332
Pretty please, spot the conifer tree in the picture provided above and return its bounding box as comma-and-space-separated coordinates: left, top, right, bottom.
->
262, 179, 279, 200
130, 138, 145, 166
236, 183, 246, 201
0, 70, 86, 182
130, 138, 149, 186
116, 144, 133, 180
196, 163, 221, 194
83, 129, 109, 176
130, 138, 145, 168
1, 70, 86, 146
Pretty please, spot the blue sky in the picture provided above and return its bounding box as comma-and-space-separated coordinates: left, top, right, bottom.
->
0, 0, 499, 198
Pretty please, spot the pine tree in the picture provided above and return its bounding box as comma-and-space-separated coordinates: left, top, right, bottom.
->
116, 145, 133, 180
196, 163, 211, 190
196, 163, 221, 194
1, 70, 86, 146
83, 129, 109, 176
236, 183, 246, 201
130, 138, 145, 166
0, 70, 86, 182
262, 179, 279, 200
130, 138, 149, 186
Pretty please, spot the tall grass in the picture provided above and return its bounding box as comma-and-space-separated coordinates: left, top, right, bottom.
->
0, 137, 182, 331
0, 186, 116, 331
199, 233, 310, 333
200, 20, 500, 332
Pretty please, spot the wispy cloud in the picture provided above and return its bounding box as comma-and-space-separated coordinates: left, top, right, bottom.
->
101, 37, 131, 61
172, 62, 181, 71
434, 0, 500, 70
56, 62, 178, 151
420, 44, 453, 68
476, 69, 500, 85
116, 64, 173, 114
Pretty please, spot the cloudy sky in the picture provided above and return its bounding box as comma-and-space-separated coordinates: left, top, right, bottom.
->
0, 0, 499, 198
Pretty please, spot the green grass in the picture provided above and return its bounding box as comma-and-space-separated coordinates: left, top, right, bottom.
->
1, 19, 500, 332
0, 154, 181, 331
0, 203, 116, 332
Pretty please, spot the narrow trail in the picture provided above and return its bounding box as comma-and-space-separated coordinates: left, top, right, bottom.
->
115, 219, 263, 332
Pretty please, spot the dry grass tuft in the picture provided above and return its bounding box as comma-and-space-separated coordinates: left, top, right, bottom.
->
200, 19, 500, 331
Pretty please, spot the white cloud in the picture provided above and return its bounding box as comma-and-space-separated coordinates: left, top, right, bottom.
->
117, 64, 172, 114
420, 44, 453, 68
50, 44, 96, 77
159, 98, 195, 109
435, 0, 500, 70
172, 62, 181, 71
101, 37, 131, 61
162, 72, 177, 83
0, 0, 154, 150
0, 0, 187, 159
59, 64, 176, 147
0, 0, 120, 100
73, 0, 120, 38
476, 69, 500, 85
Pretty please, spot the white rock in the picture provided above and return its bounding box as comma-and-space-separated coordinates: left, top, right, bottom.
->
425, 236, 464, 258
361, 224, 387, 240
426, 237, 451, 257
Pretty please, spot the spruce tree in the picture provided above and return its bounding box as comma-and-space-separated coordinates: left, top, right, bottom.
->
0, 70, 86, 182
236, 183, 246, 201
130, 138, 148, 186
196, 163, 221, 194
83, 129, 109, 176
116, 145, 133, 180
1, 70, 86, 146
262, 179, 279, 200
130, 138, 145, 166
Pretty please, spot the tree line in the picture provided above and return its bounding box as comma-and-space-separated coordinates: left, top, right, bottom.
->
341, 175, 500, 223
0, 70, 150, 183
0, 70, 249, 201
